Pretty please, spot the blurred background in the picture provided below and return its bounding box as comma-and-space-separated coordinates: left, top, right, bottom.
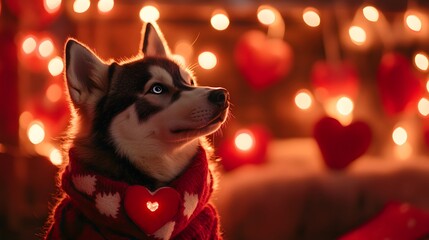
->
1, 0, 429, 239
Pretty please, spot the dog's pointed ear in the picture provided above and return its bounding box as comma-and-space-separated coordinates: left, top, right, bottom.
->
141, 22, 170, 57
65, 39, 110, 112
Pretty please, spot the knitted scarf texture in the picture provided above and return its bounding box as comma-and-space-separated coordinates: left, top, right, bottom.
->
45, 146, 221, 240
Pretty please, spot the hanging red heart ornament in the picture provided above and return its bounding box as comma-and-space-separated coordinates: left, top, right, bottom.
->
311, 61, 359, 100
313, 117, 372, 170
234, 30, 293, 90
124, 186, 180, 234
377, 53, 423, 116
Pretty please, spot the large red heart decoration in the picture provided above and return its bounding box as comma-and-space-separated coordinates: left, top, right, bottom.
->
124, 186, 180, 234
234, 30, 293, 90
218, 125, 271, 171
377, 53, 423, 116
311, 61, 359, 100
313, 117, 372, 170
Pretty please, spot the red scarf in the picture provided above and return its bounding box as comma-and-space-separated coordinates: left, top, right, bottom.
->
45, 147, 221, 240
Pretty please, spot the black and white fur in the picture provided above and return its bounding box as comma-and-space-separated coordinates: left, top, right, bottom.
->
63, 22, 229, 189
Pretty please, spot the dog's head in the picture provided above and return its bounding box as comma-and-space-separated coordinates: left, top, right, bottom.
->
65, 23, 229, 182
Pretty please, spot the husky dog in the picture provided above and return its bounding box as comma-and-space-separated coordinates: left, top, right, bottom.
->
45, 23, 228, 240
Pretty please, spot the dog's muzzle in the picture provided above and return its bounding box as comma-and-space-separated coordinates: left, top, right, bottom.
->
208, 88, 229, 109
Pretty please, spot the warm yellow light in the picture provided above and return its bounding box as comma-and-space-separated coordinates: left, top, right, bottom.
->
211, 12, 230, 31
46, 84, 62, 102
48, 56, 64, 76
98, 0, 114, 13
392, 127, 408, 146
406, 14, 422, 32
38, 39, 54, 58
418, 97, 429, 116
44, 0, 61, 14
73, 0, 90, 14
414, 52, 429, 71
235, 131, 254, 151
139, 5, 160, 22
257, 7, 276, 25
303, 8, 320, 27
49, 148, 63, 166
198, 51, 217, 70
146, 201, 159, 212
28, 121, 45, 145
349, 26, 367, 45
19, 111, 33, 128
295, 90, 313, 110
363, 6, 379, 22
336, 96, 354, 115
22, 36, 37, 54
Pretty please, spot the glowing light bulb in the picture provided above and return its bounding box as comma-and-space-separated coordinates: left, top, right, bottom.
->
211, 12, 230, 31
98, 0, 114, 13
22, 36, 37, 54
363, 6, 379, 22
73, 0, 90, 13
198, 51, 217, 70
406, 14, 422, 32
302, 8, 320, 27
48, 56, 64, 76
38, 39, 54, 58
235, 131, 254, 151
349, 26, 367, 45
418, 97, 429, 116
392, 127, 407, 146
146, 201, 159, 212
49, 148, 63, 166
139, 5, 160, 22
295, 89, 313, 110
46, 84, 62, 102
257, 7, 276, 25
44, 0, 61, 14
414, 52, 429, 71
336, 96, 354, 115
28, 121, 45, 145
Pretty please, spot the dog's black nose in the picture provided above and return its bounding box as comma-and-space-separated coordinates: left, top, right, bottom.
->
208, 88, 229, 107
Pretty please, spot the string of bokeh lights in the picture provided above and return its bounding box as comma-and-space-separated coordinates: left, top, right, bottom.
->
3, 0, 429, 165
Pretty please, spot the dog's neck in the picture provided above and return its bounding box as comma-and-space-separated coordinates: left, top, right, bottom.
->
69, 136, 200, 189
113, 137, 200, 184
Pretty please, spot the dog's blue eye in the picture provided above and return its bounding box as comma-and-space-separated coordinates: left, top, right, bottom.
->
150, 84, 164, 94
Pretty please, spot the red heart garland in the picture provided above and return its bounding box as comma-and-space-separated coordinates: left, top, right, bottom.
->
377, 53, 423, 116
313, 117, 372, 170
234, 30, 293, 90
124, 186, 180, 234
